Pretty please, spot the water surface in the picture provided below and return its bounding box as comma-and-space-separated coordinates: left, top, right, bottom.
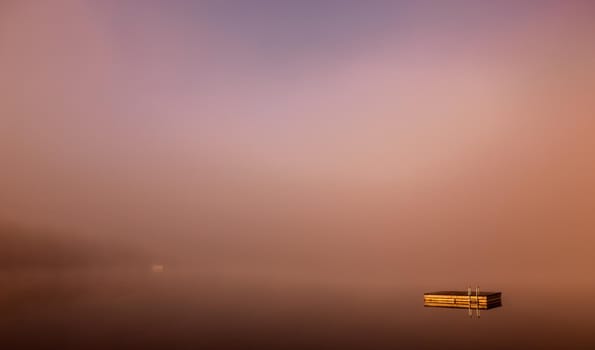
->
2, 268, 594, 349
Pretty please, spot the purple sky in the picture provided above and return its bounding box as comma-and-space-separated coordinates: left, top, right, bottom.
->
2, 0, 595, 287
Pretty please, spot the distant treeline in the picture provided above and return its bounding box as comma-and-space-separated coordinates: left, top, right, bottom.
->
0, 223, 149, 269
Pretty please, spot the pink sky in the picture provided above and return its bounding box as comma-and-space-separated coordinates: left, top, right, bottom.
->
1, 1, 595, 287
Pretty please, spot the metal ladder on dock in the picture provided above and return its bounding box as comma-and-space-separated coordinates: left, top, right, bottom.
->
468, 286, 481, 318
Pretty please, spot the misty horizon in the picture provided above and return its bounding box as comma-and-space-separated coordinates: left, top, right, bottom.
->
2, 1, 595, 349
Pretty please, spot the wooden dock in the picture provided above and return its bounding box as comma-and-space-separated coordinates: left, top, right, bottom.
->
424, 290, 502, 309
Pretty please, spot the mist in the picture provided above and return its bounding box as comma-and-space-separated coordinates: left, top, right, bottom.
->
2, 0, 595, 298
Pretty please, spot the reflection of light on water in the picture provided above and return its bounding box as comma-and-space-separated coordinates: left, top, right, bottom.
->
151, 264, 165, 273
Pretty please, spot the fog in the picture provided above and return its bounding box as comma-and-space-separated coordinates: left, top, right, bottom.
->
2, 2, 595, 348
2, 0, 595, 294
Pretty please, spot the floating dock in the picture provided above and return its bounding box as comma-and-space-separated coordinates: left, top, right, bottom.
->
424, 290, 502, 309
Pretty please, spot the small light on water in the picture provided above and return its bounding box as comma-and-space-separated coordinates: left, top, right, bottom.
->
151, 264, 165, 273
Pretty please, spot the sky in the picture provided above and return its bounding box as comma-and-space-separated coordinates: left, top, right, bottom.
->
1, 0, 595, 287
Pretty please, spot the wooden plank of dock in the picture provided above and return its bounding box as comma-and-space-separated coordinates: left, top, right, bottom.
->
423, 291, 502, 310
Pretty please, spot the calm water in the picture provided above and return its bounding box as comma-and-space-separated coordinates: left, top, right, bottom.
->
2, 268, 594, 349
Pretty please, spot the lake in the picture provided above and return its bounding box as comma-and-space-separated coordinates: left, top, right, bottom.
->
2, 268, 594, 349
